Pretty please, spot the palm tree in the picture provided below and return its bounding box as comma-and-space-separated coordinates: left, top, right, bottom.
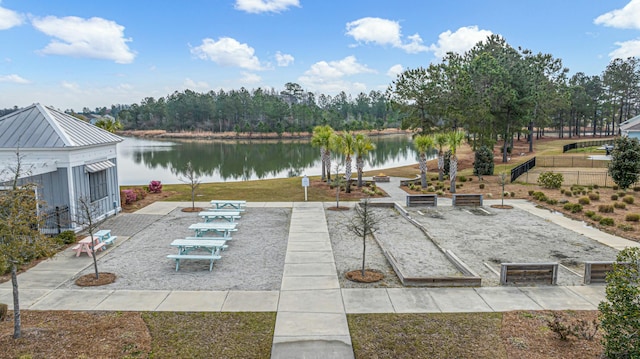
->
332, 131, 356, 193
94, 117, 122, 133
413, 134, 435, 188
434, 132, 448, 181
310, 125, 334, 182
447, 130, 466, 193
354, 133, 375, 188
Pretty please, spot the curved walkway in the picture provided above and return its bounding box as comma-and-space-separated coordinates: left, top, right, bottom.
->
1, 182, 639, 358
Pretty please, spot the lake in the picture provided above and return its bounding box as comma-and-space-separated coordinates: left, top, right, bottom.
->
117, 134, 422, 185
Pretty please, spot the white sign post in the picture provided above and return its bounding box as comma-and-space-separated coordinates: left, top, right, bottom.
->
301, 175, 309, 201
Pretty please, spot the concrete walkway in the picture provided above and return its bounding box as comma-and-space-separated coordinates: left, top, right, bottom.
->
1, 183, 640, 358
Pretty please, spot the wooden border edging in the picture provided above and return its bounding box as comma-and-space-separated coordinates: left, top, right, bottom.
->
452, 194, 483, 207
500, 262, 558, 285
365, 201, 482, 287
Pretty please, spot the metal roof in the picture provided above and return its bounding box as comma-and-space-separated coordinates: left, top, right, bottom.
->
0, 103, 123, 149
85, 159, 116, 173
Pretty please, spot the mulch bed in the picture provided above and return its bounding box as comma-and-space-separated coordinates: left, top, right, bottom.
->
346, 269, 384, 283
75, 272, 117, 286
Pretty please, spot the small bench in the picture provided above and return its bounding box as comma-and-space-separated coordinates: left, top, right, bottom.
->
167, 254, 222, 271
500, 262, 558, 285
103, 236, 117, 246
185, 236, 232, 241
452, 194, 483, 207
406, 194, 438, 207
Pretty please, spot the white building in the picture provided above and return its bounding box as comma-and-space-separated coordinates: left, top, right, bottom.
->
0, 103, 123, 233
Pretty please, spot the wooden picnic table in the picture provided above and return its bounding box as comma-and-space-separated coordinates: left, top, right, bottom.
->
209, 200, 246, 210
71, 235, 105, 257
188, 222, 238, 237
198, 211, 241, 223
168, 239, 227, 271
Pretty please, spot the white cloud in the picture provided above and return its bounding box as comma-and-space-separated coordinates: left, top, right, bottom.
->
275, 51, 294, 66
61, 81, 80, 92
429, 26, 493, 58
609, 38, 640, 58
32, 16, 135, 64
0, 74, 29, 84
235, 0, 300, 14
239, 72, 261, 84
298, 56, 375, 94
183, 78, 210, 91
387, 64, 403, 78
345, 17, 428, 54
0, 5, 24, 30
191, 37, 263, 70
595, 0, 640, 29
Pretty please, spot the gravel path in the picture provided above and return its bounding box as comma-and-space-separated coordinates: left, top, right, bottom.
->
64, 207, 291, 291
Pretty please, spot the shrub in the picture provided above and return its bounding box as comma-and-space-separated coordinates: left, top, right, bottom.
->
528, 190, 535, 196
578, 197, 590, 205
613, 185, 619, 190
0, 303, 6, 322
510, 192, 515, 197
134, 187, 147, 200
588, 193, 600, 201
479, 183, 485, 189
473, 145, 494, 177
458, 176, 467, 182
537, 172, 563, 189
599, 204, 614, 213
148, 180, 163, 193
611, 194, 619, 201
614, 202, 626, 209
565, 191, 572, 197
426, 186, 436, 192
625, 213, 640, 222
618, 191, 627, 197
563, 203, 582, 213
618, 224, 634, 232
634, 186, 640, 192
436, 190, 444, 195
593, 184, 600, 189
599, 247, 640, 359
592, 214, 603, 221
55, 230, 76, 245
533, 191, 548, 201
600, 217, 615, 226
585, 210, 595, 218
546, 198, 558, 205
623, 195, 635, 204
121, 189, 137, 205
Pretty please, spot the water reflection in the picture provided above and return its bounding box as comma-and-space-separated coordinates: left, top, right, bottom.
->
117, 135, 421, 185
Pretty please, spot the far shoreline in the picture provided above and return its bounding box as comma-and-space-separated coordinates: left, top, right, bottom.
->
117, 128, 413, 140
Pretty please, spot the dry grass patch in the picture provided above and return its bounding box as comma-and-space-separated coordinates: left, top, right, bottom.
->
348, 312, 506, 359
0, 311, 151, 358
142, 312, 275, 359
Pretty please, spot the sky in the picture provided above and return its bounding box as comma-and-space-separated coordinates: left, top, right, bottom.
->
1, 0, 640, 112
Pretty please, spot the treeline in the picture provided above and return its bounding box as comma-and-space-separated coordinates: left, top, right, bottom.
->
113, 83, 399, 134
387, 35, 640, 162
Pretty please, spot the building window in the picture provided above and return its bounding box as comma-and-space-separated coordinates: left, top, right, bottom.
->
89, 170, 108, 202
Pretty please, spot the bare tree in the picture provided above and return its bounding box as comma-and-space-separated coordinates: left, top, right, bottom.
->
179, 161, 201, 210
346, 198, 380, 277
75, 196, 102, 279
0, 150, 57, 338
331, 163, 345, 209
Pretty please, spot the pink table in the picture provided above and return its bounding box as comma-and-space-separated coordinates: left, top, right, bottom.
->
72, 236, 105, 257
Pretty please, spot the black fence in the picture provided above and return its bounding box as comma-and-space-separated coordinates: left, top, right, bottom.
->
510, 157, 536, 182
41, 205, 71, 235
536, 156, 610, 168
562, 140, 613, 153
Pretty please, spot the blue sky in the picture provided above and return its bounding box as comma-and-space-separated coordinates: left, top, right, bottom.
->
1, 0, 639, 111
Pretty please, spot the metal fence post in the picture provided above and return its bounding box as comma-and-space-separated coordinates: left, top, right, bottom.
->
55, 206, 61, 234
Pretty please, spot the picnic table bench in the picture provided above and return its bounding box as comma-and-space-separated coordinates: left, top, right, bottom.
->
500, 262, 558, 285
71, 235, 106, 257
188, 222, 237, 237
210, 200, 246, 210
406, 194, 438, 207
199, 211, 241, 223
168, 238, 227, 271
452, 194, 483, 207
